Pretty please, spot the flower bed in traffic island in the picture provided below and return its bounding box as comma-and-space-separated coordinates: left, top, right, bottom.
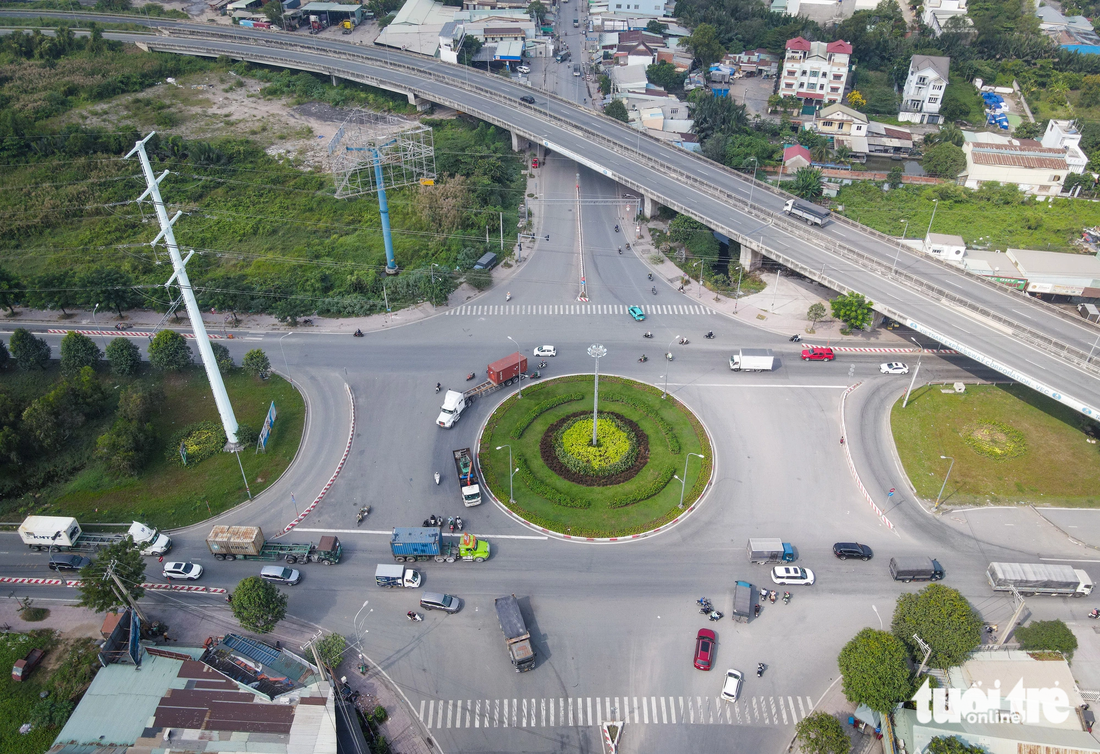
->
479, 375, 712, 537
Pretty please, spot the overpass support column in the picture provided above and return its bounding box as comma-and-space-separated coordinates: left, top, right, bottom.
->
643, 195, 661, 219
331, 74, 338, 86
405, 93, 431, 111
739, 244, 763, 272
868, 310, 884, 331
510, 131, 532, 152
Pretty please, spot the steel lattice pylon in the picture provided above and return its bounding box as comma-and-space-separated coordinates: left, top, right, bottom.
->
328, 111, 436, 199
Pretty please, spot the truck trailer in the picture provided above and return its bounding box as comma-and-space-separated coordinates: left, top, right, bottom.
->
18, 516, 172, 556
495, 595, 536, 672
783, 199, 831, 226
437, 352, 528, 428
987, 562, 1093, 597
732, 580, 756, 623
390, 527, 491, 563
452, 448, 483, 507
205, 526, 342, 565
729, 348, 776, 372
746, 538, 795, 564
375, 564, 422, 588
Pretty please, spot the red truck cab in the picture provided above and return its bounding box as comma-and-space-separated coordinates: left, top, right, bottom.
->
12, 647, 44, 682
801, 347, 835, 361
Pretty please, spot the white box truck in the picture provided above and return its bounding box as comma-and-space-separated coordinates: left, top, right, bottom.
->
729, 348, 775, 372
18, 516, 172, 556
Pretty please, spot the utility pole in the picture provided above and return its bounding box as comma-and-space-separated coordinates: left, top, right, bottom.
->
106, 561, 149, 624
126, 134, 241, 451
913, 633, 933, 676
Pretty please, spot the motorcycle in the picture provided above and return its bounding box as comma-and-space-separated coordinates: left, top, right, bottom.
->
704, 331, 714, 339
356, 505, 371, 525
769, 590, 777, 604
614, 224, 620, 233
626, 243, 631, 251
538, 361, 547, 369
506, 292, 512, 301
789, 334, 802, 342
466, 372, 476, 381
618, 248, 622, 255
678, 337, 689, 345
435, 383, 441, 393
757, 663, 765, 678
455, 516, 463, 531
651, 287, 657, 295
782, 591, 791, 605
424, 514, 441, 527
647, 273, 653, 280
448, 516, 456, 533
353, 329, 364, 337
115, 323, 132, 331
665, 352, 673, 361
528, 370, 541, 379
1090, 609, 1100, 620
697, 597, 711, 608
753, 603, 761, 617
638, 355, 648, 363
434, 472, 440, 485
643, 332, 653, 339
407, 611, 423, 622
708, 610, 723, 622
301, 318, 313, 326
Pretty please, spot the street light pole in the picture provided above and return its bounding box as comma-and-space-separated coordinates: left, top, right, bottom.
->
902, 336, 924, 408
935, 455, 955, 509
925, 198, 939, 239
746, 157, 758, 209
587, 344, 606, 446
495, 444, 516, 503
662, 336, 680, 399
507, 335, 524, 398
353, 599, 370, 648
677, 452, 705, 508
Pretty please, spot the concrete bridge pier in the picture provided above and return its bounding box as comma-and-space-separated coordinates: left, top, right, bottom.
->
643, 194, 661, 219
739, 244, 763, 272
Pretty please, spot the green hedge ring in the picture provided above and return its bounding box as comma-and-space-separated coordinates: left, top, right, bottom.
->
478, 374, 713, 538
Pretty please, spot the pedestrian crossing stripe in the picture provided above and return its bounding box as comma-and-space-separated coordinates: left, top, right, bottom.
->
417, 694, 814, 729
445, 304, 715, 317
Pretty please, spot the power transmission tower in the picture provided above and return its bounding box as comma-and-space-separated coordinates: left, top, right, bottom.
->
125, 134, 243, 456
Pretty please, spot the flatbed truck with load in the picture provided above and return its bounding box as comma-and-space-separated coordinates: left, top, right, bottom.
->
747, 538, 795, 564
205, 526, 342, 565
452, 448, 482, 507
18, 516, 172, 556
986, 562, 1093, 597
495, 595, 536, 672
783, 199, 830, 227
729, 348, 776, 372
437, 352, 528, 428
390, 527, 490, 563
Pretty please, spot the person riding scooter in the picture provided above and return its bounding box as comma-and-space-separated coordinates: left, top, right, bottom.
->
354, 329, 364, 337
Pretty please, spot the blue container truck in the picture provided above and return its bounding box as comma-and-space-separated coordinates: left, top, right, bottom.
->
390, 527, 491, 563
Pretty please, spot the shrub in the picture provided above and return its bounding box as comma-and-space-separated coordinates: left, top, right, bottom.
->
554, 415, 638, 477
60, 331, 102, 377
1015, 619, 1078, 658
211, 342, 234, 373
603, 394, 680, 453
105, 337, 141, 376
511, 392, 583, 438
242, 348, 271, 379
147, 330, 193, 371
168, 420, 227, 466
963, 421, 1026, 459
10, 328, 51, 370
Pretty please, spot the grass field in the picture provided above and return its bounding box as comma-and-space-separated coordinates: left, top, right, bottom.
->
891, 384, 1100, 507
0, 631, 57, 754
478, 376, 712, 536
46, 368, 304, 528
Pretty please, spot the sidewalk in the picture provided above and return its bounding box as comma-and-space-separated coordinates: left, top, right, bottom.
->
0, 598, 435, 754
787, 679, 884, 754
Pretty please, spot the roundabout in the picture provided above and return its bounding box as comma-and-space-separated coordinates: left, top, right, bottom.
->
477, 374, 713, 538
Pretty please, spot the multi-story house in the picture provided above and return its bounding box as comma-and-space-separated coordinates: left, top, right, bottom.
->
777, 37, 852, 111
899, 55, 949, 125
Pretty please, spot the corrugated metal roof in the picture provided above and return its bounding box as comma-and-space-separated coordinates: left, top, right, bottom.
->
53, 651, 191, 747
970, 142, 1068, 170
1008, 248, 1100, 276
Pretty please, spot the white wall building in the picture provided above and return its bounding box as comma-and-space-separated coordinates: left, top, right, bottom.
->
603, 0, 666, 18
778, 37, 852, 110
922, 0, 971, 35
961, 140, 1071, 195
1041, 119, 1089, 175
899, 54, 949, 124
923, 233, 966, 261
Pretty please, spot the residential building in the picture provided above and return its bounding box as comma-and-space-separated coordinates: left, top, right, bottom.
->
923, 232, 966, 261
1008, 248, 1100, 297
602, 0, 667, 18
899, 54, 950, 124
610, 63, 650, 94
921, 0, 971, 36
860, 121, 914, 156
778, 37, 852, 110
813, 103, 868, 149
1040, 119, 1089, 174
959, 249, 1028, 288
961, 139, 1071, 195
1036, 5, 1100, 49
725, 48, 780, 77
438, 20, 465, 63
375, 0, 457, 54
783, 144, 813, 170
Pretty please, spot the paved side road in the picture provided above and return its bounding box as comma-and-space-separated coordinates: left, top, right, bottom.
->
0, 598, 436, 754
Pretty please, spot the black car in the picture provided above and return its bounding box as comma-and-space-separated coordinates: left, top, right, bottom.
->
833, 542, 873, 561
48, 553, 91, 572
519, 95, 536, 104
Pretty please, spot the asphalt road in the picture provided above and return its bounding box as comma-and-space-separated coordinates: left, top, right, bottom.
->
6, 160, 1100, 753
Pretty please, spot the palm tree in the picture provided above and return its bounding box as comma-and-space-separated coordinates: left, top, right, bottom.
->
791, 167, 824, 200
834, 145, 853, 166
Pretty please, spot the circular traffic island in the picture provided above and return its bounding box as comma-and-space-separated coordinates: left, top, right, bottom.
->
479, 375, 712, 538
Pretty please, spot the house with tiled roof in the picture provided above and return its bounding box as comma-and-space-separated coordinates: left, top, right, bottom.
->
961, 139, 1072, 195
783, 144, 813, 170
899, 55, 950, 124
777, 37, 852, 111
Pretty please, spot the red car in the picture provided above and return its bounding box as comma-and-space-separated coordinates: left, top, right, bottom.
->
694, 629, 716, 670
801, 347, 835, 361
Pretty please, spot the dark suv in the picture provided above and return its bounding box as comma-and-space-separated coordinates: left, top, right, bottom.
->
519, 95, 536, 104
48, 554, 91, 572
832, 542, 873, 561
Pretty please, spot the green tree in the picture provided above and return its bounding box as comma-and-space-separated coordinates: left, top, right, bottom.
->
147, 330, 193, 371
211, 342, 234, 374
838, 628, 914, 713
9, 328, 51, 370
892, 583, 982, 669
77, 538, 146, 613
29, 697, 74, 729
807, 302, 827, 329
78, 267, 136, 316
887, 164, 904, 189
795, 711, 849, 754
925, 124, 964, 147
0, 266, 21, 314
106, 337, 141, 376
927, 736, 987, 754
647, 60, 687, 92
1013, 121, 1044, 140
0, 339, 8, 370
96, 385, 158, 477
939, 83, 972, 122
645, 19, 668, 34
243, 348, 272, 379
922, 143, 966, 179
60, 331, 102, 378
231, 576, 288, 634
465, 268, 492, 290
1014, 619, 1078, 657
458, 35, 482, 65
605, 99, 630, 122
527, 0, 548, 24
316, 632, 348, 668
27, 270, 78, 315
262, 0, 285, 27
681, 23, 724, 68
599, 74, 612, 96
791, 167, 824, 200
830, 292, 874, 331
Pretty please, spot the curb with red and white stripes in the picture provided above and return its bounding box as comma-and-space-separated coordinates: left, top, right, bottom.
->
278, 383, 356, 535
0, 577, 63, 586
46, 329, 228, 339
0, 576, 226, 594
808, 345, 957, 355
839, 381, 895, 531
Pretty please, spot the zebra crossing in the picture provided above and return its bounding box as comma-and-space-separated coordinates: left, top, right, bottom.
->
418, 694, 814, 730
444, 303, 714, 317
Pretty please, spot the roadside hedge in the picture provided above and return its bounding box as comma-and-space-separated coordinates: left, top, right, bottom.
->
511, 392, 583, 439
603, 394, 681, 453
516, 458, 591, 508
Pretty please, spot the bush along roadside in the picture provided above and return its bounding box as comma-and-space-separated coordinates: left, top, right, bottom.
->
510, 392, 584, 439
